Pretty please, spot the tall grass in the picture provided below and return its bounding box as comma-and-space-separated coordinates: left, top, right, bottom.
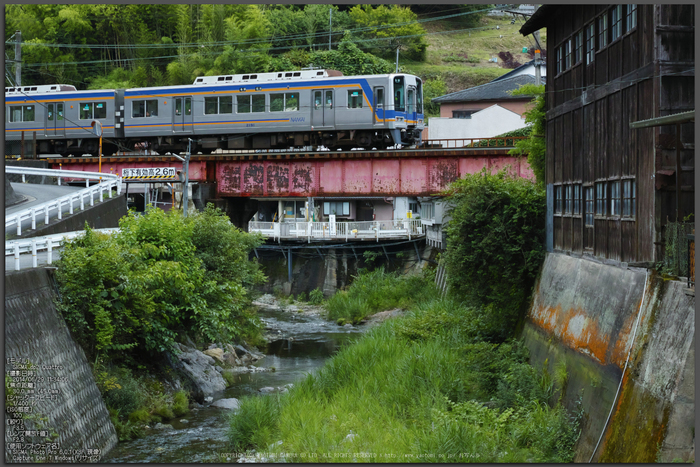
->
324, 268, 439, 323
228, 280, 580, 462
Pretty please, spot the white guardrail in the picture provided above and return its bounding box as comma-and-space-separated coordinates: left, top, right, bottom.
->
5, 228, 119, 271
5, 167, 122, 236
249, 219, 424, 242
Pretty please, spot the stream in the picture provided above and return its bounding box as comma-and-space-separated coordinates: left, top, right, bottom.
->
102, 301, 363, 463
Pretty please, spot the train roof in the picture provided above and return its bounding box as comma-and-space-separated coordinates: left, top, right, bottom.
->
5, 84, 77, 94
192, 69, 344, 85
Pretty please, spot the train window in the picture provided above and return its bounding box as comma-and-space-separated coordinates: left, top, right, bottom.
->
218, 77, 225, 81
132, 99, 158, 118
251, 75, 257, 79
237, 96, 251, 114
252, 95, 265, 113
325, 91, 333, 109
284, 93, 298, 111
205, 97, 218, 115
24, 105, 35, 121
416, 79, 423, 114
293, 72, 301, 77
220, 96, 233, 114
394, 76, 405, 112
270, 94, 284, 112
375, 88, 384, 108
277, 74, 282, 78
284, 73, 293, 78
9, 105, 34, 122
185, 98, 191, 116
317, 71, 324, 76
347, 90, 363, 109
314, 91, 322, 110
95, 102, 107, 119
242, 75, 249, 80
31, 87, 37, 91
175, 99, 182, 116
407, 89, 415, 114
225, 76, 233, 81
9, 106, 22, 122
47, 104, 54, 121
57, 104, 64, 120
80, 102, 93, 120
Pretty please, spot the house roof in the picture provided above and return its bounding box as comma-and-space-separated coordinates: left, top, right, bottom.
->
490, 59, 544, 82
519, 5, 561, 35
431, 74, 542, 104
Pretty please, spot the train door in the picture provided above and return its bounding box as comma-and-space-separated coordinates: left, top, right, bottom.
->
373, 87, 385, 124
173, 97, 193, 133
311, 89, 335, 128
45, 102, 65, 137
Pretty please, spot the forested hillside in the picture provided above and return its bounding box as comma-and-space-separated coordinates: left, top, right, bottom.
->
6, 4, 542, 117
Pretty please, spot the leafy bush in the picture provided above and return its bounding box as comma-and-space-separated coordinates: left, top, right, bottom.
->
308, 288, 324, 305
443, 168, 546, 341
509, 83, 546, 186
55, 205, 264, 365
228, 394, 281, 451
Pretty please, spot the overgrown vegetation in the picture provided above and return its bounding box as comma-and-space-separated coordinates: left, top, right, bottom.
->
509, 83, 546, 186
228, 280, 579, 462
323, 268, 439, 324
443, 168, 546, 341
55, 204, 265, 367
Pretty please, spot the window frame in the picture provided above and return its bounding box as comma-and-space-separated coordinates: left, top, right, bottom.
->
598, 12, 609, 50
595, 181, 607, 217
584, 186, 595, 226
622, 179, 636, 218
132, 99, 158, 118
9, 105, 35, 123
626, 4, 637, 33
573, 184, 581, 216
609, 179, 621, 216
574, 31, 583, 65
611, 5, 623, 42
564, 39, 572, 70
555, 184, 563, 215
585, 22, 595, 65
347, 89, 364, 109
270, 93, 299, 112
564, 184, 573, 214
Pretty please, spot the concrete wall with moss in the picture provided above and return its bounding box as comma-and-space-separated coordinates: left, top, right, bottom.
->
4, 268, 118, 462
520, 253, 694, 462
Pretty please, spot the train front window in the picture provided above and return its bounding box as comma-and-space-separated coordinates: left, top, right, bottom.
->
407, 89, 415, 114
347, 90, 363, 109
393, 76, 405, 112
416, 79, 423, 114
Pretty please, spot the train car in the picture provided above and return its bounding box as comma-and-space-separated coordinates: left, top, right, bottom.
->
4, 70, 424, 156
121, 70, 424, 153
5, 84, 122, 156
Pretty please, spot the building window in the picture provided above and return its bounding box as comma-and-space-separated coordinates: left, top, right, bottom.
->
556, 46, 562, 74
626, 4, 637, 31
348, 90, 364, 109
575, 31, 583, 64
595, 182, 607, 216
452, 110, 474, 119
573, 184, 581, 215
598, 13, 608, 49
565, 185, 572, 214
585, 23, 595, 64
585, 186, 594, 226
132, 99, 158, 118
610, 180, 621, 216
564, 39, 572, 70
622, 179, 636, 217
422, 203, 434, 220
555, 185, 563, 214
408, 202, 419, 216
611, 5, 623, 41
323, 201, 350, 216
79, 102, 107, 120
9, 105, 34, 122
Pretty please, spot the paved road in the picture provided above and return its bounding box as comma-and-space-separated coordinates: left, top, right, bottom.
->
6, 183, 106, 236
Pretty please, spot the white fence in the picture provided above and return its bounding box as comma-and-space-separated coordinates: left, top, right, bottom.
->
5, 229, 119, 271
5, 167, 122, 236
249, 219, 424, 242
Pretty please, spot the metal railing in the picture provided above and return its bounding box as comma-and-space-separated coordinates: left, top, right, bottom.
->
5, 167, 121, 237
422, 136, 528, 149
249, 219, 424, 242
5, 228, 119, 271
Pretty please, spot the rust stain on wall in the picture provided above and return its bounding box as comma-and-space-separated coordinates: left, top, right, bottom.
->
243, 164, 264, 195
292, 166, 314, 194
220, 164, 241, 194
429, 160, 460, 192
266, 164, 289, 195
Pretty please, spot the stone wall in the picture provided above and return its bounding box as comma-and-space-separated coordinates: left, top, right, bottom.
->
5, 268, 117, 462
521, 252, 694, 462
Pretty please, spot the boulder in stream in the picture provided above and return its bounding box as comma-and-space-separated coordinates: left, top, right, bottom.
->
165, 343, 227, 403
211, 398, 240, 410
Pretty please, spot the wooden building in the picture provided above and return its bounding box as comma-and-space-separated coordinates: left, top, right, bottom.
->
520, 5, 694, 265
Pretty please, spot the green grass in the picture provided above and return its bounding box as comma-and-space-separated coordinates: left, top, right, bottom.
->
323, 268, 439, 323
227, 275, 579, 462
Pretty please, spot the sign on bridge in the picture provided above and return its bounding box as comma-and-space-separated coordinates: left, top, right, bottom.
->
121, 167, 177, 182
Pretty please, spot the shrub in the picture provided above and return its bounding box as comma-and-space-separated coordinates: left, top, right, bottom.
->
443, 168, 546, 341
228, 395, 281, 451
308, 288, 324, 305
172, 391, 189, 417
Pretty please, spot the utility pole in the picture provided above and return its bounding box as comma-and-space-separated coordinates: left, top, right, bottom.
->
533, 30, 543, 86
395, 45, 400, 73
15, 30, 21, 86
329, 8, 332, 51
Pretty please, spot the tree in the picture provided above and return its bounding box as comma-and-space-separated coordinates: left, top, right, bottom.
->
423, 78, 448, 117
348, 5, 428, 62
442, 168, 546, 341
509, 84, 546, 186
308, 37, 394, 76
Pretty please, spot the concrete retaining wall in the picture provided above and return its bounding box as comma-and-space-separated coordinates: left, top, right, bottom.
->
5, 268, 117, 462
521, 252, 694, 462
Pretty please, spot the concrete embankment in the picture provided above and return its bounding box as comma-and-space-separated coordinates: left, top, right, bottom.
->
5, 268, 117, 462
521, 253, 694, 462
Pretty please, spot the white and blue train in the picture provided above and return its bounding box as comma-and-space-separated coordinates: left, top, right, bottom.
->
5, 69, 424, 156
